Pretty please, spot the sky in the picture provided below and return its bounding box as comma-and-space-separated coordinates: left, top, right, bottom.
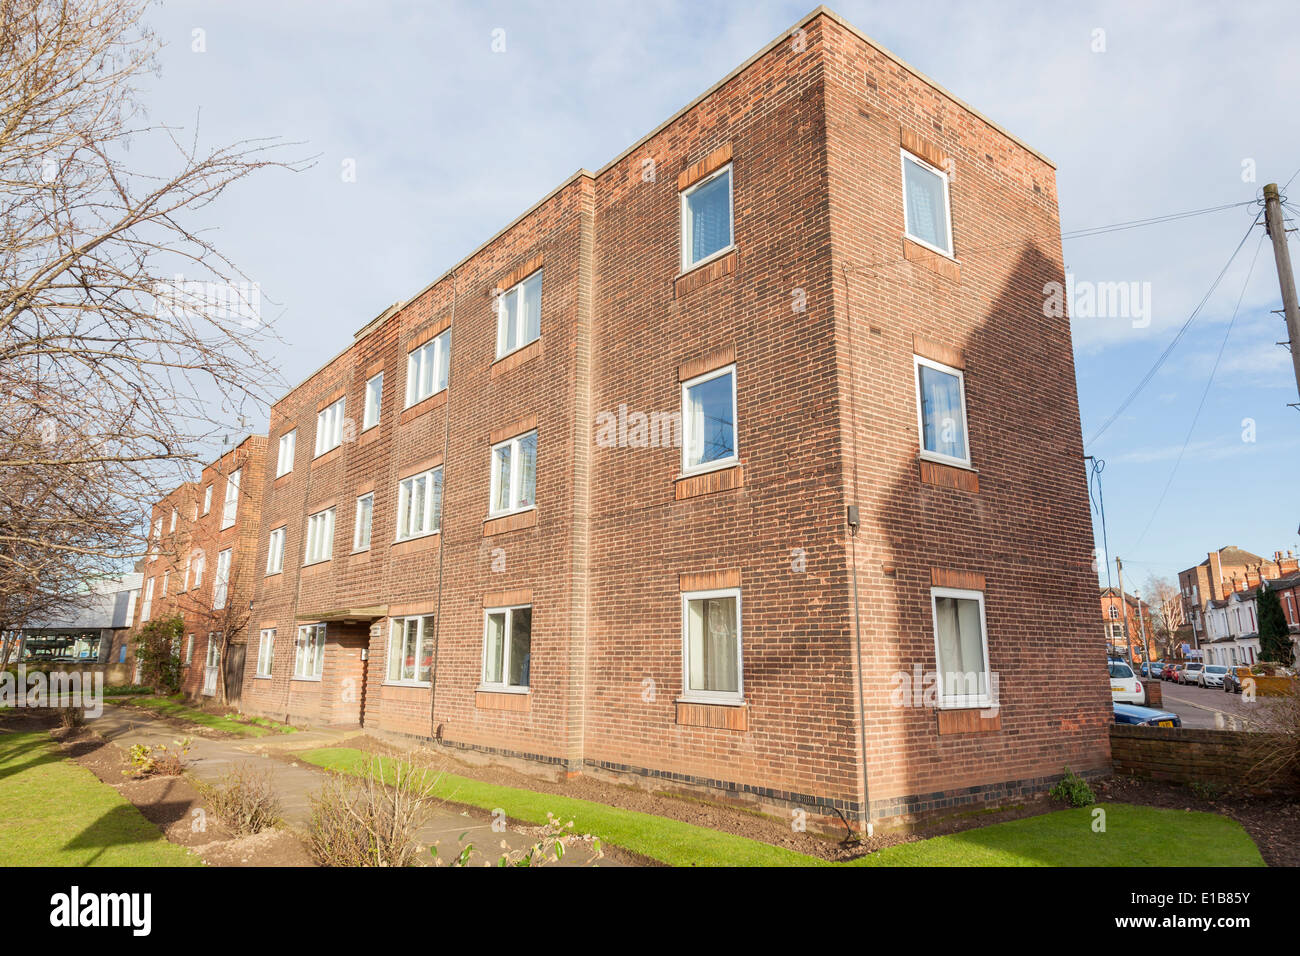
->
135, 0, 1300, 594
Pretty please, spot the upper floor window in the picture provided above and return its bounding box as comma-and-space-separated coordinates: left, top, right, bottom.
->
364, 372, 383, 429
407, 330, 450, 406
220, 469, 241, 529
304, 507, 335, 565
201, 484, 212, 515
315, 397, 345, 457
930, 587, 991, 709
680, 164, 733, 271
482, 604, 531, 691
682, 588, 742, 704
266, 526, 285, 575
387, 615, 434, 685
397, 468, 442, 541
490, 430, 537, 517
902, 150, 953, 257
914, 355, 970, 468
681, 364, 737, 474
353, 494, 374, 552
276, 430, 296, 477
212, 548, 232, 610
495, 273, 540, 359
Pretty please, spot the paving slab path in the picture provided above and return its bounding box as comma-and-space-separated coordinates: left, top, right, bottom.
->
91, 704, 615, 866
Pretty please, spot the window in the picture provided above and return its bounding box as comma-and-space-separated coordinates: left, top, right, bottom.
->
397, 468, 442, 540
387, 615, 435, 684
202, 484, 212, 515
276, 430, 296, 477
914, 355, 970, 467
481, 605, 531, 691
304, 507, 335, 564
495, 273, 541, 359
489, 431, 537, 516
220, 469, 241, 529
141, 578, 155, 622
364, 372, 383, 429
353, 494, 374, 551
901, 149, 953, 256
930, 587, 991, 708
406, 329, 450, 406
293, 624, 326, 680
680, 164, 733, 271
212, 548, 232, 610
315, 397, 345, 456
185, 634, 194, 665
256, 629, 275, 678
681, 588, 742, 703
169, 509, 178, 533
681, 364, 737, 473
266, 526, 285, 575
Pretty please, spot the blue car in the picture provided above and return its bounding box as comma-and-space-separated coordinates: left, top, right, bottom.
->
1113, 702, 1180, 727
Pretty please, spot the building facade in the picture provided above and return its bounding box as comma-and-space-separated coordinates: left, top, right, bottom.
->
239, 8, 1110, 828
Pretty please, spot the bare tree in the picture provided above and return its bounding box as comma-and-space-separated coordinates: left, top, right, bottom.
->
0, 0, 305, 626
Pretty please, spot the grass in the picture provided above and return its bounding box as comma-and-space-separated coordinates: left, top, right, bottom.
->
300, 746, 1266, 868
109, 695, 272, 737
0, 730, 201, 866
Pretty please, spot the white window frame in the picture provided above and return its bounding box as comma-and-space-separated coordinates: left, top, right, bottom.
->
679, 587, 744, 705
266, 526, 286, 575
353, 493, 374, 552
304, 507, 335, 565
220, 469, 241, 530
913, 354, 971, 469
276, 429, 296, 477
488, 430, 537, 518
201, 484, 212, 515
494, 272, 541, 360
212, 547, 232, 610
314, 397, 345, 457
680, 363, 739, 477
396, 468, 441, 541
385, 615, 435, 687
929, 586, 993, 710
293, 624, 326, 681
405, 330, 450, 406
479, 604, 532, 693
900, 148, 955, 259
256, 628, 275, 678
679, 163, 735, 273
364, 372, 383, 430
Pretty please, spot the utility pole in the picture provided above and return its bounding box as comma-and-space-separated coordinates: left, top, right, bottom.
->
1262, 183, 1300, 407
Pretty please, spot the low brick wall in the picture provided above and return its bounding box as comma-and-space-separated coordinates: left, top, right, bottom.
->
1110, 724, 1296, 792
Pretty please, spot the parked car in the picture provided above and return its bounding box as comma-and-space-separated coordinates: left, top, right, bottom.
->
1108, 659, 1145, 705
1113, 702, 1181, 727
1223, 666, 1254, 694
1164, 664, 1184, 683
1181, 662, 1204, 685
1198, 664, 1230, 688
1141, 661, 1166, 678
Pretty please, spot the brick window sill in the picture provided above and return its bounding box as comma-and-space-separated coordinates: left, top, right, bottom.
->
676, 699, 748, 731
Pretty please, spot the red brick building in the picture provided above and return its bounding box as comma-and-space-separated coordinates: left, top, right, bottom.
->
240, 7, 1110, 829
125, 436, 267, 702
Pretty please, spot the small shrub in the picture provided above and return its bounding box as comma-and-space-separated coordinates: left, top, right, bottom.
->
198, 764, 281, 835
122, 738, 192, 778
307, 757, 437, 867
1050, 767, 1095, 807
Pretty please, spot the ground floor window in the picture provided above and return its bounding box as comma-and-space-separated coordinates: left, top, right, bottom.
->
387, 615, 434, 684
930, 587, 991, 708
481, 605, 531, 690
294, 624, 326, 680
681, 588, 742, 702
256, 629, 275, 678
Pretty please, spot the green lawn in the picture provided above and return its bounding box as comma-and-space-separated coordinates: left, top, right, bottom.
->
108, 695, 273, 737
0, 730, 200, 866
300, 746, 1266, 868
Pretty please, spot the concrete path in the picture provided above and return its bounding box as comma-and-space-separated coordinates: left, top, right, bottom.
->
91, 704, 614, 866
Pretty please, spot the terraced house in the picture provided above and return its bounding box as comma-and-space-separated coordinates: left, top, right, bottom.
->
239, 6, 1110, 830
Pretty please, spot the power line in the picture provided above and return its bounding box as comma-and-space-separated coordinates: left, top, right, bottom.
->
1085, 208, 1262, 447
1131, 232, 1267, 550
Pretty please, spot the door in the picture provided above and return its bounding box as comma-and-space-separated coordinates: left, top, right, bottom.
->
203, 637, 221, 696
